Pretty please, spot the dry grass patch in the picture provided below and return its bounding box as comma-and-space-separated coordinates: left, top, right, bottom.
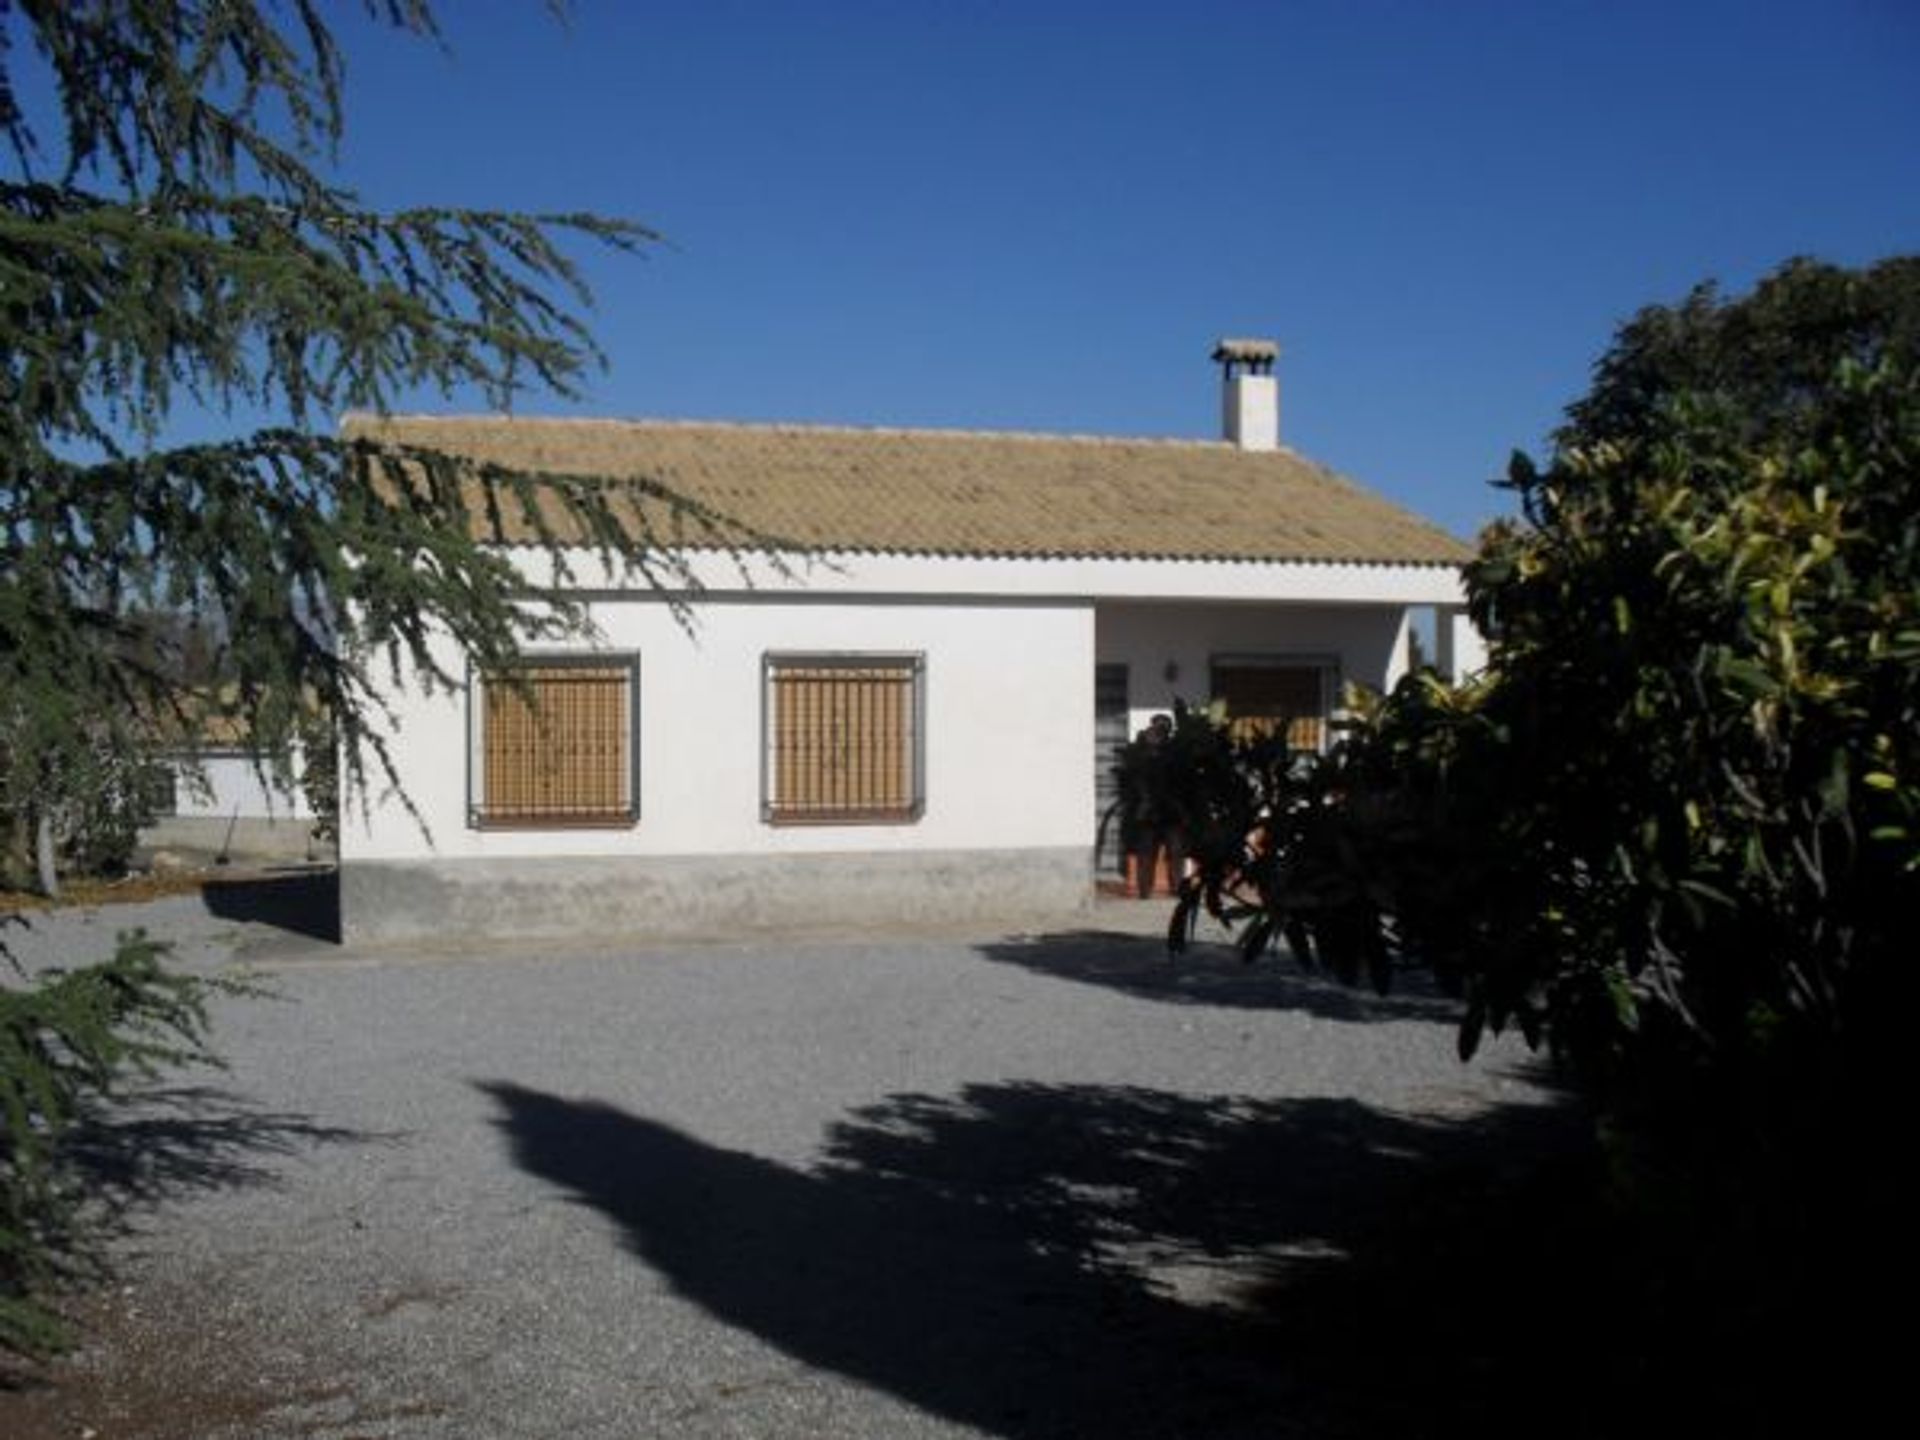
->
0, 873, 217, 916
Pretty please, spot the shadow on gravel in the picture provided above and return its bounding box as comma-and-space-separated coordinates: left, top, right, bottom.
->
200, 869, 340, 944
1, 1086, 373, 1395
479, 1077, 1725, 1438
975, 929, 1458, 1022
65, 1084, 367, 1207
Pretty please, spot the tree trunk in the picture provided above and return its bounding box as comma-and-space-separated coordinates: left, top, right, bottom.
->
1, 809, 33, 892
34, 807, 59, 898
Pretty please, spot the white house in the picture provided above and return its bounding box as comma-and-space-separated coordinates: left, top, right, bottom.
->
339, 341, 1478, 944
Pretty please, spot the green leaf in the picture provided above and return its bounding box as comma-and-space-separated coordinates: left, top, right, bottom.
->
1606, 970, 1641, 1033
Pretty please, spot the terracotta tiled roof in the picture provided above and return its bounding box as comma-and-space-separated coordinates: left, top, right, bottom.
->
343, 414, 1470, 567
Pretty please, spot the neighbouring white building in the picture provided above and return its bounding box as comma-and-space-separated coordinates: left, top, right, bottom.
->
339, 341, 1481, 943
141, 730, 320, 864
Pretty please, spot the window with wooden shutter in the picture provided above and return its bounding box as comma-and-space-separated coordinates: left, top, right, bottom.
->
764, 655, 924, 824
1211, 661, 1331, 752
471, 659, 637, 826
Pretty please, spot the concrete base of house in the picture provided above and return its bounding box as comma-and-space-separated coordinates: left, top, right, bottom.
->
339, 846, 1092, 947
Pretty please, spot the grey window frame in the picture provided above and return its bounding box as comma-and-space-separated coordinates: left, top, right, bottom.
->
761, 652, 927, 825
467, 652, 642, 829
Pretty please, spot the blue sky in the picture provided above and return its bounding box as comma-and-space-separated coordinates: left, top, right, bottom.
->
31, 2, 1920, 537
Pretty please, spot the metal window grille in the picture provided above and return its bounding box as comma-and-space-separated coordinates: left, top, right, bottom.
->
1094, 663, 1131, 873
475, 662, 636, 826
1211, 664, 1329, 752
764, 657, 923, 823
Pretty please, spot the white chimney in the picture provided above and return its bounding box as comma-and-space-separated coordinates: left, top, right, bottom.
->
1212, 337, 1279, 451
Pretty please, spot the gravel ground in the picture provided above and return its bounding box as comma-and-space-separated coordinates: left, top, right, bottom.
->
2, 884, 1572, 1439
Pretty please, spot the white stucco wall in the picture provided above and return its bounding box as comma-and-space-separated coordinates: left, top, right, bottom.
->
1096, 600, 1413, 736
342, 542, 1469, 883
170, 750, 312, 820
1437, 605, 1490, 682
343, 595, 1094, 863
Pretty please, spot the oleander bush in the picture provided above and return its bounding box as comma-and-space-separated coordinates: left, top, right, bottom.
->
1181, 257, 1920, 1179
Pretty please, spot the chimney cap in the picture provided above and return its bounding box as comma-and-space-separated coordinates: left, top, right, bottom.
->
1212, 337, 1279, 367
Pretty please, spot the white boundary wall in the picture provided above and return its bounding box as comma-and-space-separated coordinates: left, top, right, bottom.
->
169, 750, 312, 820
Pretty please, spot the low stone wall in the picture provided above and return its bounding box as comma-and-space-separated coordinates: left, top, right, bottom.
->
340, 847, 1091, 946
140, 814, 329, 866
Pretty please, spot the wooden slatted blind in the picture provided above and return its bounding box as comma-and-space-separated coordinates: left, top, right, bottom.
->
767, 659, 919, 822
1212, 664, 1327, 751
479, 664, 633, 825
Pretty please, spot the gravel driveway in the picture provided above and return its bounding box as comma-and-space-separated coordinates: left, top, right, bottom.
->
3, 883, 1569, 1439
